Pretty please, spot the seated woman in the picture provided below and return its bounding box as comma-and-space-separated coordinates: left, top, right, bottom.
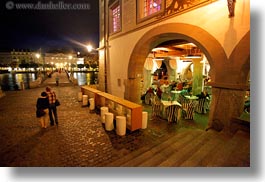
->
195, 90, 210, 114
196, 90, 210, 99
156, 86, 163, 99
144, 87, 155, 105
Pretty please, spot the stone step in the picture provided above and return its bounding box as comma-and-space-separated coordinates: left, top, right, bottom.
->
118, 129, 203, 167
205, 130, 250, 167
180, 130, 228, 167
158, 130, 217, 167
106, 145, 154, 167
138, 129, 204, 167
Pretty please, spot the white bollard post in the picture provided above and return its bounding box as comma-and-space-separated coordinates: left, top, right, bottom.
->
82, 95, 88, 106
142, 111, 148, 129
116, 116, 126, 136
89, 98, 95, 111
78, 92, 83, 102
100, 107, 109, 123
105, 112, 114, 131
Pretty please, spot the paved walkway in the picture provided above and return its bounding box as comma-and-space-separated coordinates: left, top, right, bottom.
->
0, 71, 208, 166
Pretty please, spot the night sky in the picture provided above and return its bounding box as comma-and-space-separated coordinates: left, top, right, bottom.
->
0, 0, 99, 52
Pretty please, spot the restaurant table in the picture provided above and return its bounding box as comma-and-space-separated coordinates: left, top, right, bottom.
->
184, 95, 199, 100
160, 101, 182, 120
171, 90, 182, 101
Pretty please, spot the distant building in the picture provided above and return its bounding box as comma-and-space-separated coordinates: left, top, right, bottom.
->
11, 49, 40, 63
44, 52, 77, 69
0, 49, 40, 66
0, 52, 12, 66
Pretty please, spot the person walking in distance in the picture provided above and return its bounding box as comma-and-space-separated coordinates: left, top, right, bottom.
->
55, 71, 59, 86
46, 86, 58, 126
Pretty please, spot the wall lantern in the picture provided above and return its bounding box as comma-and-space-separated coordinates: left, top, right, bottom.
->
227, 0, 236, 17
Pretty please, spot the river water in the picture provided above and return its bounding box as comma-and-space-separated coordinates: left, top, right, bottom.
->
0, 72, 98, 91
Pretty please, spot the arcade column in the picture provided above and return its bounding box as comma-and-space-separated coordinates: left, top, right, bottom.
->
191, 57, 203, 96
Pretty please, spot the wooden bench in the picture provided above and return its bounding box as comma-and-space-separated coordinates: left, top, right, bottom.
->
81, 86, 142, 131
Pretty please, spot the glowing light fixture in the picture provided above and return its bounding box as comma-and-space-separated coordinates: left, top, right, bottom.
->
35, 53, 40, 59
153, 58, 163, 69
144, 57, 154, 70
86, 45, 93, 52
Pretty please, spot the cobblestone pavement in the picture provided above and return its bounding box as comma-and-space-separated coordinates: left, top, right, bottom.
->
0, 71, 208, 167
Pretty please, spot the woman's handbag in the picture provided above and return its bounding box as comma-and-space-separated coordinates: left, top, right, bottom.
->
55, 99, 60, 106
36, 109, 45, 118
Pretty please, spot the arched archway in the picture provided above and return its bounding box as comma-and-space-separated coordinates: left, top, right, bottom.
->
125, 23, 227, 103
125, 23, 249, 133
207, 31, 250, 132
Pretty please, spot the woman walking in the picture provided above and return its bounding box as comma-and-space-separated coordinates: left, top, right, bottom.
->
36, 92, 50, 128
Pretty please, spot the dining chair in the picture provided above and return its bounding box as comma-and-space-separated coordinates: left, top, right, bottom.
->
195, 98, 207, 114
151, 95, 161, 118
145, 92, 155, 105
182, 101, 197, 120
165, 104, 181, 123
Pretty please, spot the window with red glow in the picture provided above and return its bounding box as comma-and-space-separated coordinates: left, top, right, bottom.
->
144, 0, 162, 17
111, 4, 121, 33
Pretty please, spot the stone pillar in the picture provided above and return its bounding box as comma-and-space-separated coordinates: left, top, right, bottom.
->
192, 57, 203, 95
125, 77, 142, 104
143, 70, 152, 93
207, 87, 245, 133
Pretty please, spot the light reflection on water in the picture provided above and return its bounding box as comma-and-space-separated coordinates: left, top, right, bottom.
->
0, 72, 37, 91
0, 72, 98, 90
72, 72, 98, 86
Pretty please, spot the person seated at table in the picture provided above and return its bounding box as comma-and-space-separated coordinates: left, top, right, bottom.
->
176, 82, 183, 90
156, 86, 163, 99
141, 87, 154, 101
244, 90, 250, 113
143, 87, 155, 105
196, 90, 210, 99
170, 81, 177, 90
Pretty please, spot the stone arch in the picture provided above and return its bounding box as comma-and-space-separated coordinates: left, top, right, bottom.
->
230, 31, 250, 85
207, 31, 250, 133
125, 23, 227, 103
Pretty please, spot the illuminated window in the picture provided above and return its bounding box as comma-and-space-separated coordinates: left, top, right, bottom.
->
110, 2, 121, 34
144, 0, 162, 17
138, 0, 162, 20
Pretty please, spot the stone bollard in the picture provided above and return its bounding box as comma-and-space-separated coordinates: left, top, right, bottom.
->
82, 95, 88, 106
78, 92, 83, 102
116, 116, 126, 136
142, 111, 148, 129
100, 107, 109, 123
105, 112, 114, 131
89, 98, 95, 111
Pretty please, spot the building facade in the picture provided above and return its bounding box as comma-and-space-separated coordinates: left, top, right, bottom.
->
45, 52, 77, 69
98, 0, 250, 133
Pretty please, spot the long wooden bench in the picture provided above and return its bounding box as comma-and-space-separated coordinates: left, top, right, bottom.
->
80, 86, 143, 131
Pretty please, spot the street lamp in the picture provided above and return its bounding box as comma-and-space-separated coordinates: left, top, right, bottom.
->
86, 45, 93, 52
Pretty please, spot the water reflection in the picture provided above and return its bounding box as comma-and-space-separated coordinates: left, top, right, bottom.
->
0, 72, 98, 91
0, 72, 37, 91
72, 72, 98, 86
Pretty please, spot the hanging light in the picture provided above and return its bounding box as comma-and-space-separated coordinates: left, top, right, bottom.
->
144, 57, 154, 70
154, 58, 163, 69
169, 57, 179, 69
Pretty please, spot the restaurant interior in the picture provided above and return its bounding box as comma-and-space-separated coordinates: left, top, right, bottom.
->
140, 39, 250, 129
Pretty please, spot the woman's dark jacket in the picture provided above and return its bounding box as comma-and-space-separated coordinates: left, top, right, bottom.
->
36, 96, 49, 110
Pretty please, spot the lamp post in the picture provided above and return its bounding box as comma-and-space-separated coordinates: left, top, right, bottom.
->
86, 45, 93, 52
86, 44, 99, 85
